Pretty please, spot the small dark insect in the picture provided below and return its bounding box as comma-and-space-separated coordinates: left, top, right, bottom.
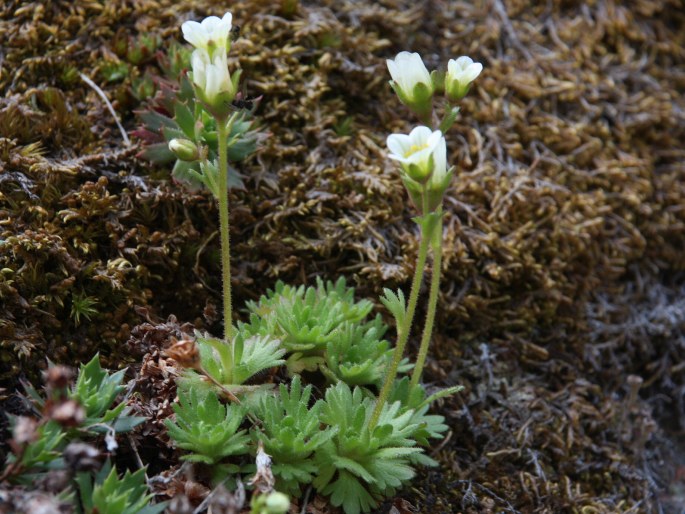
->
233, 97, 254, 110
230, 25, 241, 41
233, 93, 263, 111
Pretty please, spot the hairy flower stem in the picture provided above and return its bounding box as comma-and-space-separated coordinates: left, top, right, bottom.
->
410, 239, 442, 388
370, 232, 430, 428
217, 121, 233, 342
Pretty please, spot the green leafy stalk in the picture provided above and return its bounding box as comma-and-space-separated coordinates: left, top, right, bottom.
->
438, 106, 460, 133
411, 216, 443, 388
217, 118, 233, 341
370, 231, 430, 428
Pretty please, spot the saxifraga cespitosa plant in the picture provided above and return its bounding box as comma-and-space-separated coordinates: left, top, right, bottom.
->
2, 358, 163, 514
155, 11, 482, 514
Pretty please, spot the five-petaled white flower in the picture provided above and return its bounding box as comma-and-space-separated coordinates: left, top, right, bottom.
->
182, 12, 233, 57
445, 56, 483, 101
387, 126, 451, 212
387, 126, 443, 182
386, 52, 435, 119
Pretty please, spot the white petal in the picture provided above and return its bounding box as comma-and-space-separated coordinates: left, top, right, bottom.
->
191, 49, 208, 89
388, 154, 411, 164
408, 53, 431, 84
406, 146, 433, 166
182, 21, 206, 48
388, 52, 430, 94
201, 16, 222, 32
394, 51, 414, 63
408, 126, 433, 144
463, 62, 483, 83
216, 12, 233, 39
425, 130, 443, 151
431, 136, 447, 182
205, 63, 222, 101
387, 134, 411, 157
455, 56, 473, 70
386, 59, 400, 84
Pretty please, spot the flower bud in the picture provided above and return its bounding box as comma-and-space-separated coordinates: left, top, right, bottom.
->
445, 56, 483, 102
386, 52, 435, 120
251, 491, 290, 514
264, 492, 290, 514
168, 138, 200, 162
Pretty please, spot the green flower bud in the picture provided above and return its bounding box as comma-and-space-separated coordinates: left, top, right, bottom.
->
264, 492, 290, 513
445, 56, 483, 102
168, 138, 199, 161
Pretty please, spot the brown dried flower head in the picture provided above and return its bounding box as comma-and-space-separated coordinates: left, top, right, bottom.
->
47, 399, 85, 428
63, 442, 102, 472
43, 365, 75, 391
164, 336, 201, 370
12, 416, 39, 445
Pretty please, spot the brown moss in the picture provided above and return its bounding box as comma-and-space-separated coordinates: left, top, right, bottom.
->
1, 0, 685, 511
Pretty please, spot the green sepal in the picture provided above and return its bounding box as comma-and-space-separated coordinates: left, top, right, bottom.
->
399, 175, 423, 212
389, 80, 411, 107
445, 82, 470, 103
404, 151, 433, 183
409, 81, 434, 122
193, 82, 237, 122
230, 68, 242, 99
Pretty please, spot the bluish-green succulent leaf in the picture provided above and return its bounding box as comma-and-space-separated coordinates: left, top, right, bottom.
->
174, 101, 195, 139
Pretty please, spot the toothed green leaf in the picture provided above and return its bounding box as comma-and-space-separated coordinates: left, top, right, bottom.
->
164, 385, 249, 465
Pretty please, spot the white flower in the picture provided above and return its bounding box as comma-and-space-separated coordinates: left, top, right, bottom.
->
182, 12, 233, 56
386, 52, 432, 100
387, 126, 443, 182
387, 126, 451, 212
386, 52, 434, 119
190, 49, 240, 116
445, 56, 483, 101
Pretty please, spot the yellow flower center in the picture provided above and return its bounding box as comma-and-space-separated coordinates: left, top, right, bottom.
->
404, 143, 429, 158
